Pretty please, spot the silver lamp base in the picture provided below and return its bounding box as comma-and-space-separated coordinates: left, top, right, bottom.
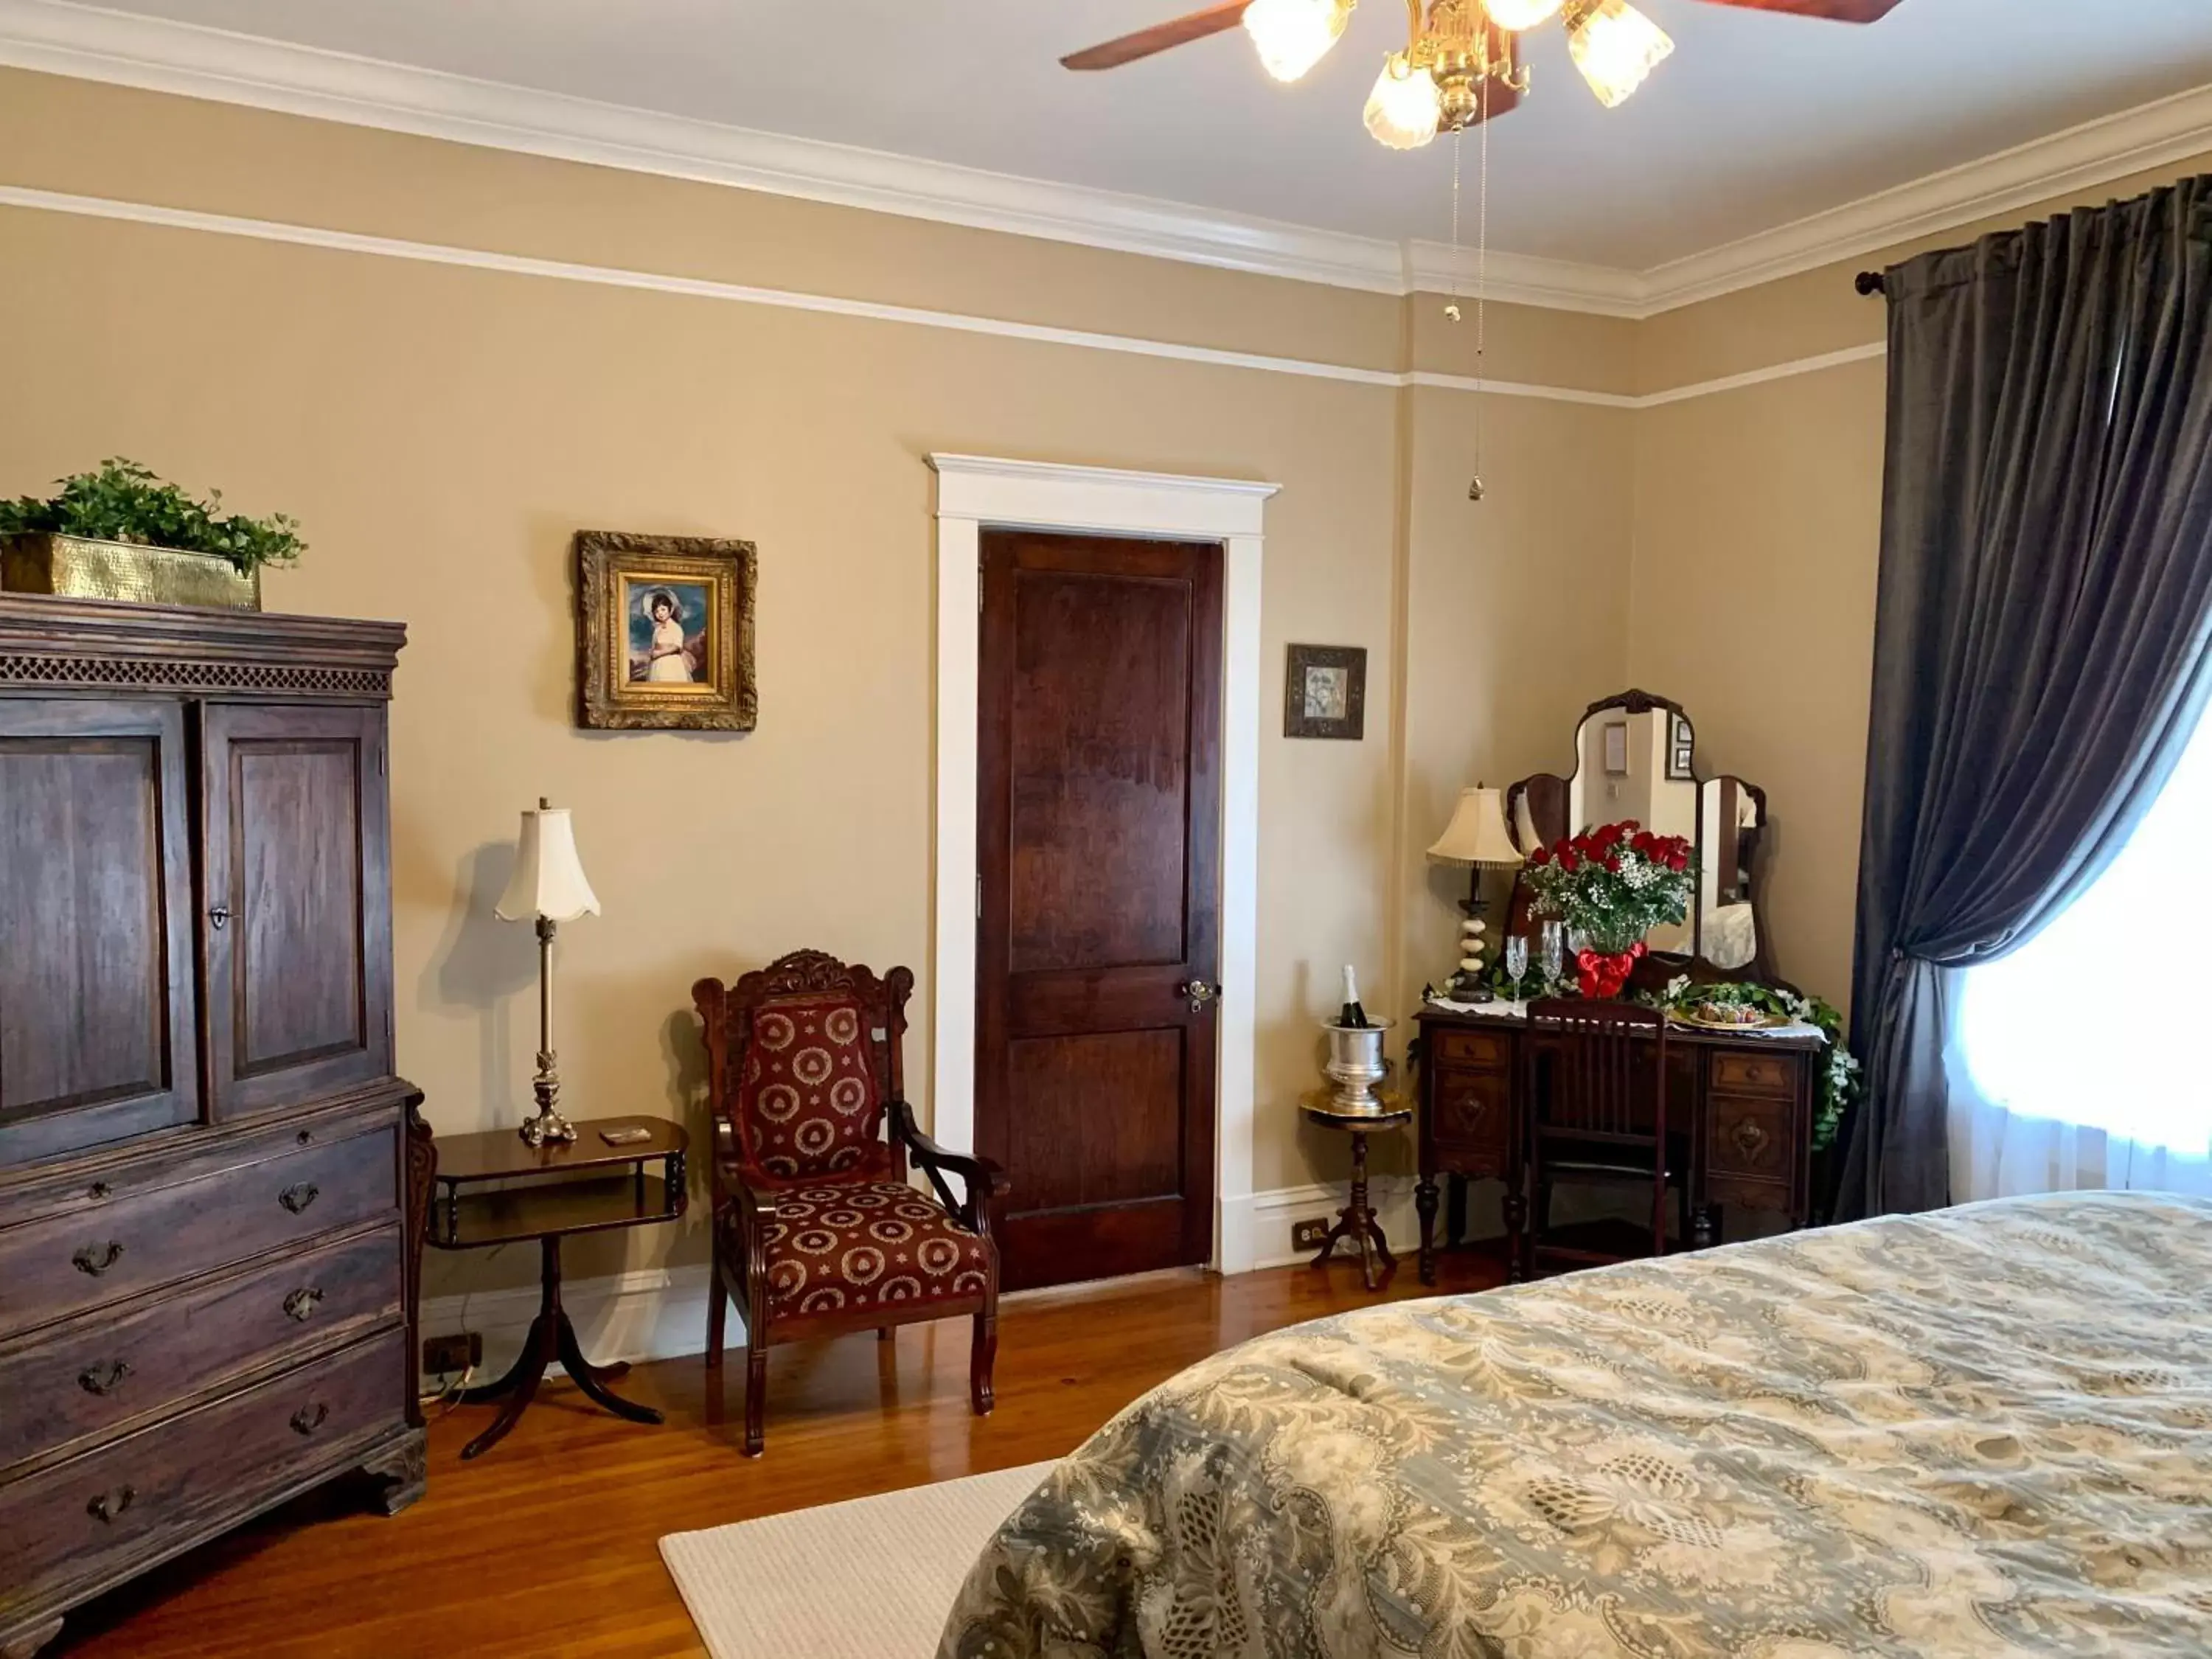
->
519, 1107, 576, 1148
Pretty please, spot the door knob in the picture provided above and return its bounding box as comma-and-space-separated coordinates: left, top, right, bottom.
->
1177, 979, 1219, 1014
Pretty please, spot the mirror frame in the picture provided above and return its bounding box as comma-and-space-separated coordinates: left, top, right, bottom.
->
1503, 688, 1782, 987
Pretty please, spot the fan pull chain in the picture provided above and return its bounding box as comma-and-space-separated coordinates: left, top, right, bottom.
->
1470, 63, 1490, 504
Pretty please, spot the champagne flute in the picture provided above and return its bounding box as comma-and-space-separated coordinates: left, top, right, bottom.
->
1504, 934, 1530, 999
1540, 920, 1565, 989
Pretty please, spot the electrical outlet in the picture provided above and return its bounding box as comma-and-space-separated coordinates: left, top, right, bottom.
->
422, 1332, 482, 1377
1291, 1218, 1330, 1252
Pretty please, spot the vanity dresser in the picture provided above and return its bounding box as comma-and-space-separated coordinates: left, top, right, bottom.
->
1416, 689, 1824, 1283
0, 597, 428, 1658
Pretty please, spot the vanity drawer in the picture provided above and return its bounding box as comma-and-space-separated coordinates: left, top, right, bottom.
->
0, 1328, 406, 1599
1429, 1068, 1509, 1164
1428, 1027, 1509, 1070
1708, 1095, 1797, 1184
1709, 1051, 1797, 1099
0, 1223, 402, 1472
0, 1127, 396, 1337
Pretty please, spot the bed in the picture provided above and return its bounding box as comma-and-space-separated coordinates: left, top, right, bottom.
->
939, 1192, 2212, 1658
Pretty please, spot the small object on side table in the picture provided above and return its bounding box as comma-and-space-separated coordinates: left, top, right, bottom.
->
1425, 785, 1526, 1002
426, 1114, 686, 1460
1301, 1093, 1413, 1291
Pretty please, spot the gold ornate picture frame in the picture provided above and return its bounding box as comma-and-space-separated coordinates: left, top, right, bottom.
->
575, 531, 757, 731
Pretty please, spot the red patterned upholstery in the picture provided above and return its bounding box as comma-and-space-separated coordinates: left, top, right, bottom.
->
735, 992, 883, 1181
740, 1182, 993, 1316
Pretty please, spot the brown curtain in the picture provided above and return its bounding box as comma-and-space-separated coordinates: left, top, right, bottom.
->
1837, 175, 2212, 1219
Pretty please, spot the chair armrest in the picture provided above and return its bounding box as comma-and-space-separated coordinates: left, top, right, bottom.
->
888, 1100, 1008, 1234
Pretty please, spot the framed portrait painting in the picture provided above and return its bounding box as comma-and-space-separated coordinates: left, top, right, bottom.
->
575, 531, 757, 731
1284, 644, 1366, 740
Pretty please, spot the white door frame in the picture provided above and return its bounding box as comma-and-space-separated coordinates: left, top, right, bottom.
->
925, 453, 1275, 1276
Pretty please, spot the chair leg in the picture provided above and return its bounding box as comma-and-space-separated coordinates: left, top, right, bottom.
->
970, 1306, 998, 1416
742, 1342, 767, 1457
705, 1259, 727, 1371
878, 1326, 894, 1343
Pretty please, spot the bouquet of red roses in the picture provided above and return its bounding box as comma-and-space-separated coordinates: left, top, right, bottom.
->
1522, 821, 1695, 998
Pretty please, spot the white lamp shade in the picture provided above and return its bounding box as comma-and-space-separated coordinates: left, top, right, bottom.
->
1427, 786, 1525, 868
495, 804, 602, 922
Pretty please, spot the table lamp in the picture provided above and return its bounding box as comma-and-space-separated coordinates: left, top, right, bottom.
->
1425, 785, 1524, 1002
496, 798, 601, 1147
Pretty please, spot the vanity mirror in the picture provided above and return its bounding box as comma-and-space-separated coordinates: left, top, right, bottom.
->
1505, 689, 1777, 982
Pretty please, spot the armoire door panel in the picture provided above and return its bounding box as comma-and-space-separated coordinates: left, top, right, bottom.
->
0, 700, 198, 1163
202, 704, 392, 1119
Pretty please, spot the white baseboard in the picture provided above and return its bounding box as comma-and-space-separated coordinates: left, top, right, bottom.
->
418, 1177, 1502, 1385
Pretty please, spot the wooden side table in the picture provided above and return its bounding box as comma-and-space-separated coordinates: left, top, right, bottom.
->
427, 1115, 687, 1460
1301, 1097, 1413, 1291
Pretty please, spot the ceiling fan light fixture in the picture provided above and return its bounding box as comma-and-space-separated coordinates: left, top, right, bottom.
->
1242, 0, 1355, 83
1364, 52, 1442, 148
1479, 0, 1565, 29
1564, 0, 1672, 107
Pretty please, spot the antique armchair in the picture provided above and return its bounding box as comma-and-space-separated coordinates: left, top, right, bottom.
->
692, 950, 1007, 1455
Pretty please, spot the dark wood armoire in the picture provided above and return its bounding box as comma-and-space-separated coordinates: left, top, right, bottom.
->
0, 596, 428, 1658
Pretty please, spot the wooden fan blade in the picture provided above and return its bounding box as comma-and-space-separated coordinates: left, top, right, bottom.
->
1061, 1, 1252, 71
1687, 0, 1907, 20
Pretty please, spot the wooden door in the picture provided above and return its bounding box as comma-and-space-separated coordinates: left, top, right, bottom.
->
0, 699, 198, 1164
201, 703, 392, 1119
977, 530, 1222, 1291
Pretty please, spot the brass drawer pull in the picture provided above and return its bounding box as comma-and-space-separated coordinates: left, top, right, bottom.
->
283, 1287, 324, 1323
208, 904, 231, 931
72, 1239, 125, 1276
87, 1485, 136, 1524
291, 1402, 329, 1436
78, 1360, 133, 1397
278, 1182, 320, 1215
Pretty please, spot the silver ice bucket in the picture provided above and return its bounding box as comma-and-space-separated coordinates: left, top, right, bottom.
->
1321, 1018, 1395, 1113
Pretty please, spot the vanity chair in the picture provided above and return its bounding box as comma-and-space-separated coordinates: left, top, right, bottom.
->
692, 950, 1006, 1455
1416, 689, 1825, 1284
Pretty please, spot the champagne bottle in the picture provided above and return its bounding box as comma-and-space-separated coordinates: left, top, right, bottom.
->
1338, 965, 1370, 1029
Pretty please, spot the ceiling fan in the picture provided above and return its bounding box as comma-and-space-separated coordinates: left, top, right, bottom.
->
1062, 0, 1908, 149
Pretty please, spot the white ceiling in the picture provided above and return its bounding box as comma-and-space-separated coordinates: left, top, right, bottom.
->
25, 0, 2212, 271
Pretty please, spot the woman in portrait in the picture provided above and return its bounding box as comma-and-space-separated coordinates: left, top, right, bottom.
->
643, 588, 695, 683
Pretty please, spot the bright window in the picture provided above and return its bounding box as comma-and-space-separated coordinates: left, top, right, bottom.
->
1956, 698, 2212, 1161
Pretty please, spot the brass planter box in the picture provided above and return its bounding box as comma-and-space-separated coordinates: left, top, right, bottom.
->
1, 532, 261, 611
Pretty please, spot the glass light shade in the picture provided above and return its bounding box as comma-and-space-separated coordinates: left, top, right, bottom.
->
1567, 0, 1672, 107
1242, 0, 1352, 83
496, 802, 602, 923
1481, 0, 1565, 29
1364, 55, 1441, 150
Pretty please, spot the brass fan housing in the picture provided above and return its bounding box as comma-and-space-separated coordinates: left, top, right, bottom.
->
1407, 0, 1527, 133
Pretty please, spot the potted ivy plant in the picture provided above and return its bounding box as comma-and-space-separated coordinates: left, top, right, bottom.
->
0, 458, 305, 611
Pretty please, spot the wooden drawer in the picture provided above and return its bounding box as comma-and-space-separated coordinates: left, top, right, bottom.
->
1709, 1050, 1798, 1099
1430, 1067, 1509, 1161
1708, 1094, 1797, 1184
0, 1222, 402, 1473
1427, 1026, 1509, 1070
0, 1328, 406, 1600
0, 1127, 394, 1337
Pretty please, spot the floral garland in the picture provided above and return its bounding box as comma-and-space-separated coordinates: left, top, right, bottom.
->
1522, 821, 1696, 998
1647, 977, 1860, 1152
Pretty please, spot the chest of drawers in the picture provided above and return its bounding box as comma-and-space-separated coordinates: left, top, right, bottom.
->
0, 599, 429, 1658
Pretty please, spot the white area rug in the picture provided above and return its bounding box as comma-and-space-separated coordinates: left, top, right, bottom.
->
659, 1461, 1054, 1658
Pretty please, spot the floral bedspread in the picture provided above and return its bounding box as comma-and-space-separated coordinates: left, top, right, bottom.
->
939, 1192, 2212, 1658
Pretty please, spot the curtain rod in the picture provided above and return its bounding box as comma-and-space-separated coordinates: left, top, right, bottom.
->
1854, 271, 1885, 296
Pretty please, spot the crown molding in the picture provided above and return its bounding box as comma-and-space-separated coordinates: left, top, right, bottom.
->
2, 0, 2208, 319
1633, 81, 2212, 313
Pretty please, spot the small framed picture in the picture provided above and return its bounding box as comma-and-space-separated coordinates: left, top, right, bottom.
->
1602, 721, 1629, 776
575, 531, 757, 731
1667, 713, 1695, 780
1284, 644, 1366, 740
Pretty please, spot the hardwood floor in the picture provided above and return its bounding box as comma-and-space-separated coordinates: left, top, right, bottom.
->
55, 1248, 1509, 1658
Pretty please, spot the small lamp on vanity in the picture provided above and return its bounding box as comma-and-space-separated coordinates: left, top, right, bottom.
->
1425, 785, 1523, 1003
496, 798, 602, 1147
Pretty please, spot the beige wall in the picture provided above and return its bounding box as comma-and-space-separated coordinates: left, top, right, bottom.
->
5, 63, 2201, 1288
0, 69, 1639, 1289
